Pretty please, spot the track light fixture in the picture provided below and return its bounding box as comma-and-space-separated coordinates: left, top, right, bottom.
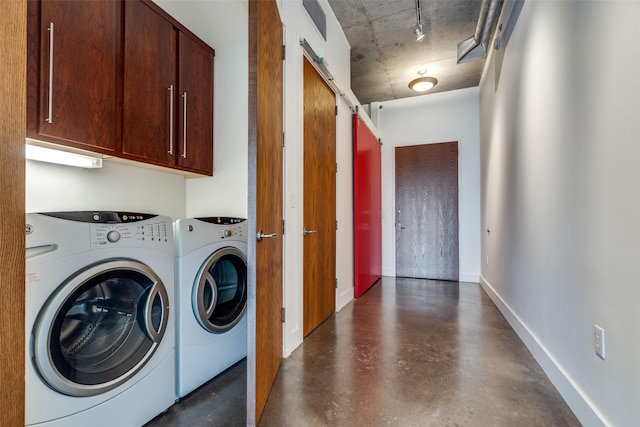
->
414, 0, 425, 41
415, 21, 425, 41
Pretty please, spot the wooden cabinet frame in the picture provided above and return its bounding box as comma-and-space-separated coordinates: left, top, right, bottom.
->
26, 0, 215, 176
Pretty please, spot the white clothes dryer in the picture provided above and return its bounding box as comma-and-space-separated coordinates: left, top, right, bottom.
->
25, 212, 175, 427
174, 217, 247, 398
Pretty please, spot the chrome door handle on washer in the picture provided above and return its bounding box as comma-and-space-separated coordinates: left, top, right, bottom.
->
256, 230, 277, 242
303, 228, 317, 236
143, 283, 169, 344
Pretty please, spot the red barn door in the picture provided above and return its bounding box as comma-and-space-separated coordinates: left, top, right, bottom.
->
353, 114, 382, 297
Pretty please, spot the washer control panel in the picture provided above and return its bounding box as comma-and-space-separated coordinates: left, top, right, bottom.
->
91, 220, 171, 247
42, 211, 158, 223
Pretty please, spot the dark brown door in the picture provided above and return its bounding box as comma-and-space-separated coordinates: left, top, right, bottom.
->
302, 57, 336, 336
177, 32, 214, 175
247, 0, 283, 424
122, 0, 176, 166
27, 0, 119, 154
395, 142, 459, 280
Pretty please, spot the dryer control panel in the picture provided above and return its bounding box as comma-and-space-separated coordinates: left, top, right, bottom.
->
194, 217, 247, 240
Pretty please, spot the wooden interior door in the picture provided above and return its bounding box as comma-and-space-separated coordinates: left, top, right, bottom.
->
0, 1, 26, 425
247, 0, 283, 425
302, 57, 336, 337
395, 142, 459, 280
353, 114, 382, 297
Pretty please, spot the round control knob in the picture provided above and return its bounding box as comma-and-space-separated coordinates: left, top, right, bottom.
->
107, 230, 121, 243
223, 229, 233, 238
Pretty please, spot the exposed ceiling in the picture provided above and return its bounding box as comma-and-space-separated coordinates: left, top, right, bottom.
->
327, 0, 487, 105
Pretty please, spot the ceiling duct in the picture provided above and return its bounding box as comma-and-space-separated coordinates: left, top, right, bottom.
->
303, 0, 327, 40
457, 0, 503, 64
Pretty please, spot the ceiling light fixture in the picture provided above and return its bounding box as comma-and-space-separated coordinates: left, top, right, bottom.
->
414, 0, 425, 41
408, 69, 438, 92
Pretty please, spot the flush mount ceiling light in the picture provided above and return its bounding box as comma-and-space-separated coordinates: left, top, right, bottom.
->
408, 70, 438, 92
414, 0, 425, 41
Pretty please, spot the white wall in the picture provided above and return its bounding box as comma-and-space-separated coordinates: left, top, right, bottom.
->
277, 0, 361, 357
373, 87, 481, 282
26, 160, 186, 220
480, 1, 640, 425
155, 0, 249, 219
186, 40, 248, 218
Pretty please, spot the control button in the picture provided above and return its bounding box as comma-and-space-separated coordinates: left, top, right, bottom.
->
107, 230, 121, 243
223, 229, 233, 237
93, 214, 100, 221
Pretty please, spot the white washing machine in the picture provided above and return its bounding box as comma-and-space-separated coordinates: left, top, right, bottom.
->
25, 211, 176, 427
174, 217, 248, 398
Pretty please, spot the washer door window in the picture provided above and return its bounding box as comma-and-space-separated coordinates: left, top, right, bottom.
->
33, 259, 169, 397
193, 247, 247, 333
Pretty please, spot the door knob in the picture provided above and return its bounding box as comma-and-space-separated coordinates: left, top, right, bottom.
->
256, 230, 277, 242
303, 228, 317, 236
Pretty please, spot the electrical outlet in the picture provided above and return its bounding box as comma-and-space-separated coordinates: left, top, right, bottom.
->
594, 324, 605, 360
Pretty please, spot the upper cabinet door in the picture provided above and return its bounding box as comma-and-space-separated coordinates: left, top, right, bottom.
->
27, 0, 120, 153
122, 0, 177, 167
177, 32, 214, 176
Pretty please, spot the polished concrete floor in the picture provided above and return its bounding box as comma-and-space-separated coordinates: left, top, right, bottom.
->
147, 277, 580, 426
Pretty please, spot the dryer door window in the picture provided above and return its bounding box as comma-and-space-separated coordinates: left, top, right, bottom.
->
193, 247, 247, 333
33, 259, 169, 397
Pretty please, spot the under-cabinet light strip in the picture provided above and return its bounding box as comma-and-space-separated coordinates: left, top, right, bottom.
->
25, 143, 103, 169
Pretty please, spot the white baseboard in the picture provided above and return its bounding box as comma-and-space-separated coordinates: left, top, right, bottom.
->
381, 269, 479, 283
479, 276, 610, 427
459, 272, 479, 283
336, 286, 354, 312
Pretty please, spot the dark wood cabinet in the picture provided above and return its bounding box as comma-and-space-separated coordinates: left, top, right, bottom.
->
123, 0, 214, 176
122, 0, 177, 167
27, 0, 215, 176
177, 32, 214, 174
27, 0, 120, 154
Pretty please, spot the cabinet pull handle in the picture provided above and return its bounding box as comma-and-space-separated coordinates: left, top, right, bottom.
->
46, 22, 54, 123
182, 92, 187, 159
168, 85, 174, 155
